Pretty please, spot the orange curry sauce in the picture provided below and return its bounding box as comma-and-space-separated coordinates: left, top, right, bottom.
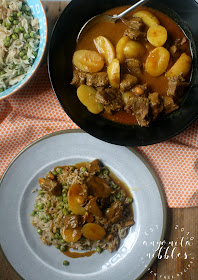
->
76, 6, 191, 125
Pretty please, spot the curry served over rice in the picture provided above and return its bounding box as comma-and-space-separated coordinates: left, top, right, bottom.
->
71, 6, 192, 127
30, 160, 134, 256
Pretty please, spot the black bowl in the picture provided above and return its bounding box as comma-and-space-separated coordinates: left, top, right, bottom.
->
48, 0, 198, 146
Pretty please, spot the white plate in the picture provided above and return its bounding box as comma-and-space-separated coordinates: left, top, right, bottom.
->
0, 130, 167, 280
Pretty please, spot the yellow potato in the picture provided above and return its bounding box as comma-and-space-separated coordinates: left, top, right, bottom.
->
77, 85, 104, 114
166, 53, 192, 78
73, 50, 104, 72
94, 36, 116, 65
82, 223, 106, 240
116, 36, 130, 63
123, 40, 145, 59
107, 58, 120, 88
122, 92, 134, 105
145, 47, 170, 77
133, 10, 160, 27
147, 25, 168, 47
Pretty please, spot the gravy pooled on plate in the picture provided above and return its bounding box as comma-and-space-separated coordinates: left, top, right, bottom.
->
71, 6, 192, 127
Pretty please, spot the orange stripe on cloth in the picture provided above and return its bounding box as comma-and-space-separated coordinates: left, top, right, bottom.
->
0, 63, 197, 208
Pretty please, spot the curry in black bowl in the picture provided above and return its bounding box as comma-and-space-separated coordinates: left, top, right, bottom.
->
48, 0, 198, 146
71, 6, 192, 127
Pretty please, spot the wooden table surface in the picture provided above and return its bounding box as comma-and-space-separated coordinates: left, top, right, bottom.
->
0, 1, 197, 279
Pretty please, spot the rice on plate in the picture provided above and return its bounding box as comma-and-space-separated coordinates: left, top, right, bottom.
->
0, 0, 40, 92
30, 159, 134, 256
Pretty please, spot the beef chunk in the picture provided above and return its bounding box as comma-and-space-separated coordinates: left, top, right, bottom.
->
123, 29, 144, 40
71, 71, 109, 88
86, 72, 109, 87
169, 37, 187, 57
87, 159, 101, 173
63, 214, 80, 229
39, 178, 62, 196
125, 96, 151, 127
120, 74, 138, 92
70, 70, 86, 87
126, 58, 142, 75
148, 92, 163, 120
175, 37, 187, 47
167, 77, 179, 97
167, 75, 189, 97
126, 58, 142, 69
96, 87, 124, 113
180, 38, 187, 45
162, 96, 179, 114
169, 45, 178, 57
128, 17, 145, 30
86, 176, 112, 198
105, 202, 123, 224
85, 197, 103, 217
123, 16, 145, 40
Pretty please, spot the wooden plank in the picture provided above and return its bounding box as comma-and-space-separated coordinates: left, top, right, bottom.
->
42, 1, 69, 35
141, 207, 198, 280
41, 1, 69, 62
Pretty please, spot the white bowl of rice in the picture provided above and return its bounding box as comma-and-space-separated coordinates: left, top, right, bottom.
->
0, 0, 47, 100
